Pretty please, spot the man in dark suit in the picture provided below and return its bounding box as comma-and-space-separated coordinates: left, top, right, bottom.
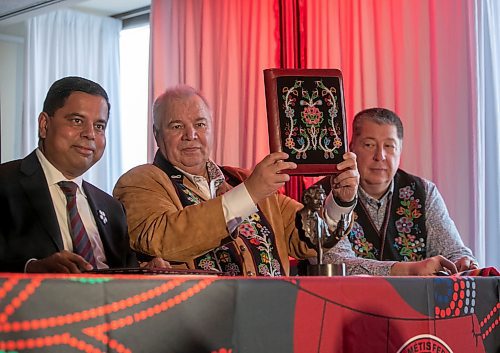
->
0, 76, 137, 273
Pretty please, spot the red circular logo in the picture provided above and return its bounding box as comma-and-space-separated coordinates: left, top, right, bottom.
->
397, 334, 453, 353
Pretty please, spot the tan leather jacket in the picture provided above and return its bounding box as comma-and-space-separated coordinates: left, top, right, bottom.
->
113, 164, 315, 276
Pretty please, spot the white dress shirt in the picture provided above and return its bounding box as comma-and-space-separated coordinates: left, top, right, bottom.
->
35, 149, 108, 269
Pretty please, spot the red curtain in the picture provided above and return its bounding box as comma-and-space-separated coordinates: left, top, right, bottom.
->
149, 0, 478, 250
279, 0, 307, 201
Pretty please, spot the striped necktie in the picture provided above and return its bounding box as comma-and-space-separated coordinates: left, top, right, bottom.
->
58, 181, 96, 267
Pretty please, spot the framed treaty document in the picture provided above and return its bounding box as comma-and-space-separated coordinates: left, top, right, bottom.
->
264, 68, 348, 175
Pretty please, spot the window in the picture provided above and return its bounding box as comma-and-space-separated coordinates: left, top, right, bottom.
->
119, 24, 150, 172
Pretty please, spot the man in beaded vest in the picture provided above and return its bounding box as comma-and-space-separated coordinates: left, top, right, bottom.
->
318, 108, 478, 276
113, 85, 359, 276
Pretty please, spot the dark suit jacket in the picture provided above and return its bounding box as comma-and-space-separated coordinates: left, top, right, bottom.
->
0, 150, 137, 272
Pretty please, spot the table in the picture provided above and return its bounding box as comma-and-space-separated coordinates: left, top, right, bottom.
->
0, 274, 498, 353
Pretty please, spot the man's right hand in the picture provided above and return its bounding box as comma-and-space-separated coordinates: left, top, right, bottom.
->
390, 255, 458, 276
140, 257, 172, 269
244, 152, 297, 204
26, 250, 93, 273
329, 152, 359, 203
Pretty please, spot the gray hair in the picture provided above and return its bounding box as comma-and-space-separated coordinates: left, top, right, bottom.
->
352, 108, 404, 141
152, 85, 211, 133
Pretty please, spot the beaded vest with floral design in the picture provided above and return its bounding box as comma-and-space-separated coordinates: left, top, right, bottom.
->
348, 169, 427, 261
153, 151, 284, 276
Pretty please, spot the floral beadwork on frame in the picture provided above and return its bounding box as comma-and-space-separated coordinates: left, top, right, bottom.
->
281, 79, 344, 160
264, 69, 347, 175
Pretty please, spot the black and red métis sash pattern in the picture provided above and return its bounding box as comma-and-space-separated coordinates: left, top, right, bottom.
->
0, 275, 498, 353
293, 276, 499, 353
153, 152, 284, 276
348, 169, 427, 261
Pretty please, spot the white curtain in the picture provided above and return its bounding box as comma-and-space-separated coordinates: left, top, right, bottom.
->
24, 9, 122, 193
475, 0, 500, 269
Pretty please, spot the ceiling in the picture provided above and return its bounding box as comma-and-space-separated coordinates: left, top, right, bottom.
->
0, 0, 150, 24
74, 0, 151, 17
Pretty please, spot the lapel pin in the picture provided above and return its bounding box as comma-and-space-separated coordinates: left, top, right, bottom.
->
98, 210, 108, 225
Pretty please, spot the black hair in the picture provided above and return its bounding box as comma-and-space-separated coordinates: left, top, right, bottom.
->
42, 76, 110, 117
